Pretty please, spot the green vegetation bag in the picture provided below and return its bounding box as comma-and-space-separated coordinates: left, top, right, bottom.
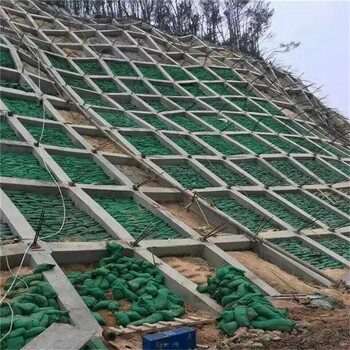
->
250, 319, 295, 331
34, 264, 56, 273
92, 312, 106, 326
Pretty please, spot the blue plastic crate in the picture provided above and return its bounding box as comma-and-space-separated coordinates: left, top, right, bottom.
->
142, 326, 196, 350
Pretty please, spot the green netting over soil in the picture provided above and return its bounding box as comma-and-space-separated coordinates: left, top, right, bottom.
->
210, 67, 240, 81
125, 135, 173, 155
186, 67, 216, 81
204, 163, 251, 186
205, 83, 231, 95
299, 159, 347, 183
325, 159, 350, 176
172, 100, 205, 111
181, 83, 207, 97
236, 160, 286, 186
48, 55, 75, 72
286, 137, 324, 154
98, 111, 139, 128
312, 139, 348, 158
206, 100, 236, 111
256, 100, 282, 116
0, 221, 17, 243
76, 61, 106, 75
0, 38, 6, 44
227, 115, 267, 132
151, 83, 180, 96
249, 194, 315, 229
52, 154, 116, 185
197, 114, 239, 131
280, 119, 309, 135
0, 120, 18, 140
83, 96, 109, 107
123, 80, 151, 94
24, 123, 79, 148
167, 115, 206, 132
5, 190, 111, 241
255, 116, 291, 134
161, 164, 212, 189
232, 85, 256, 97
310, 191, 350, 216
0, 79, 32, 92
1, 97, 52, 119
197, 265, 295, 336
0, 48, 15, 68
0, 264, 69, 350
272, 238, 342, 270
170, 136, 209, 155
138, 65, 165, 80
117, 100, 139, 110
162, 65, 192, 80
312, 236, 350, 260
269, 159, 317, 185
206, 196, 275, 233
93, 79, 119, 93
201, 135, 245, 156
146, 100, 171, 112
107, 61, 138, 76
0, 151, 51, 181
141, 116, 173, 130
261, 135, 303, 153
230, 135, 276, 154
228, 99, 263, 113
67, 242, 185, 328
63, 76, 92, 90
94, 198, 180, 239
281, 192, 350, 229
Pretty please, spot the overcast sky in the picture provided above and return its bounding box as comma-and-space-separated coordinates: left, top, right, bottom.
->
261, 0, 349, 117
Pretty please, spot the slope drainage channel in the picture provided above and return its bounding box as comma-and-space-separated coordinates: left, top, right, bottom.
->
0, 264, 69, 350
93, 196, 181, 240
281, 192, 350, 229
51, 154, 116, 185
0, 150, 51, 181
270, 238, 344, 278
206, 196, 277, 233
160, 163, 213, 189
5, 190, 111, 242
228, 250, 317, 294
125, 135, 173, 156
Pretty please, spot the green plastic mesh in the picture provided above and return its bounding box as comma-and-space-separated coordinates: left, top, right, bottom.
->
181, 83, 206, 96
151, 83, 180, 96
0, 120, 18, 140
94, 198, 180, 239
286, 137, 324, 154
76, 61, 106, 75
146, 100, 171, 112
210, 67, 240, 80
172, 99, 204, 111
201, 135, 245, 155
312, 139, 348, 158
141, 116, 173, 130
256, 100, 283, 115
125, 135, 173, 155
205, 83, 231, 95
187, 67, 216, 80
197, 114, 239, 131
168, 115, 206, 131
325, 159, 350, 176
83, 96, 109, 107
107, 61, 138, 76
138, 65, 165, 80
24, 123, 79, 148
161, 164, 212, 189
206, 99, 236, 111
207, 196, 275, 233
261, 135, 303, 153
170, 136, 209, 155
310, 190, 350, 216
232, 85, 256, 97
1, 97, 52, 119
123, 80, 150, 94
93, 79, 120, 93
228, 99, 263, 113
162, 65, 192, 80
281, 192, 350, 229
204, 163, 251, 186
63, 76, 92, 90
0, 79, 32, 92
312, 236, 350, 260
52, 154, 116, 185
98, 111, 139, 128
48, 55, 75, 72
5, 190, 111, 241
0, 48, 15, 68
0, 151, 51, 181
236, 160, 286, 186
272, 238, 342, 270
117, 100, 139, 110
227, 115, 268, 132
231, 135, 276, 154
254, 116, 291, 134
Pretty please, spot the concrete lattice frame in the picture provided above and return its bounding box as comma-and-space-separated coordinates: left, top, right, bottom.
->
0, 1, 350, 348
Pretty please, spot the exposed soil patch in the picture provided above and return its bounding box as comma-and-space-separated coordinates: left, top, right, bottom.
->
162, 256, 215, 285
324, 268, 349, 281
23, 62, 48, 78
116, 164, 161, 187
62, 47, 85, 58
35, 20, 56, 30
160, 201, 215, 236
58, 109, 92, 125
83, 135, 127, 154
229, 251, 318, 294
1, 266, 33, 293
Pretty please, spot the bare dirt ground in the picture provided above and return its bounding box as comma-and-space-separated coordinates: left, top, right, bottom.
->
58, 109, 92, 125
0, 266, 33, 293
116, 164, 161, 187
160, 202, 215, 236
83, 135, 127, 154
162, 256, 215, 285
62, 47, 85, 58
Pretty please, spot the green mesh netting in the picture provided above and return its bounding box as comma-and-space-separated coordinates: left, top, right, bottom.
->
312, 236, 350, 260
141, 116, 173, 130
0, 48, 15, 68
146, 100, 171, 112
201, 135, 245, 156
254, 116, 291, 134
5, 190, 111, 241
186, 67, 216, 80
230, 135, 276, 154
310, 190, 350, 216
167, 115, 206, 131
83, 96, 109, 107
256, 100, 283, 116
232, 85, 256, 97
117, 100, 139, 110
123, 80, 150, 94
98, 111, 139, 128
52, 154, 116, 185
125, 135, 173, 155
0, 79, 32, 92
210, 67, 240, 81
197, 115, 239, 131
1, 97, 52, 119
93, 198, 180, 239
204, 163, 251, 186
227, 115, 268, 132
197, 265, 295, 335
0, 151, 51, 181
325, 159, 350, 176
170, 136, 209, 155
48, 55, 75, 72
151, 83, 180, 96
205, 83, 230, 95
286, 137, 324, 154
172, 100, 204, 111
63, 76, 92, 90
93, 79, 119, 93
181, 84, 206, 97
206, 100, 236, 111
107, 61, 138, 76
228, 99, 263, 113
76, 61, 106, 75
162, 65, 192, 80
0, 120, 18, 140
138, 65, 165, 80
261, 135, 303, 153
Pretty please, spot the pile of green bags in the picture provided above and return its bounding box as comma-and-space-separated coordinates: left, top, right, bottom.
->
197, 265, 295, 336
68, 243, 185, 327
0, 264, 69, 350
